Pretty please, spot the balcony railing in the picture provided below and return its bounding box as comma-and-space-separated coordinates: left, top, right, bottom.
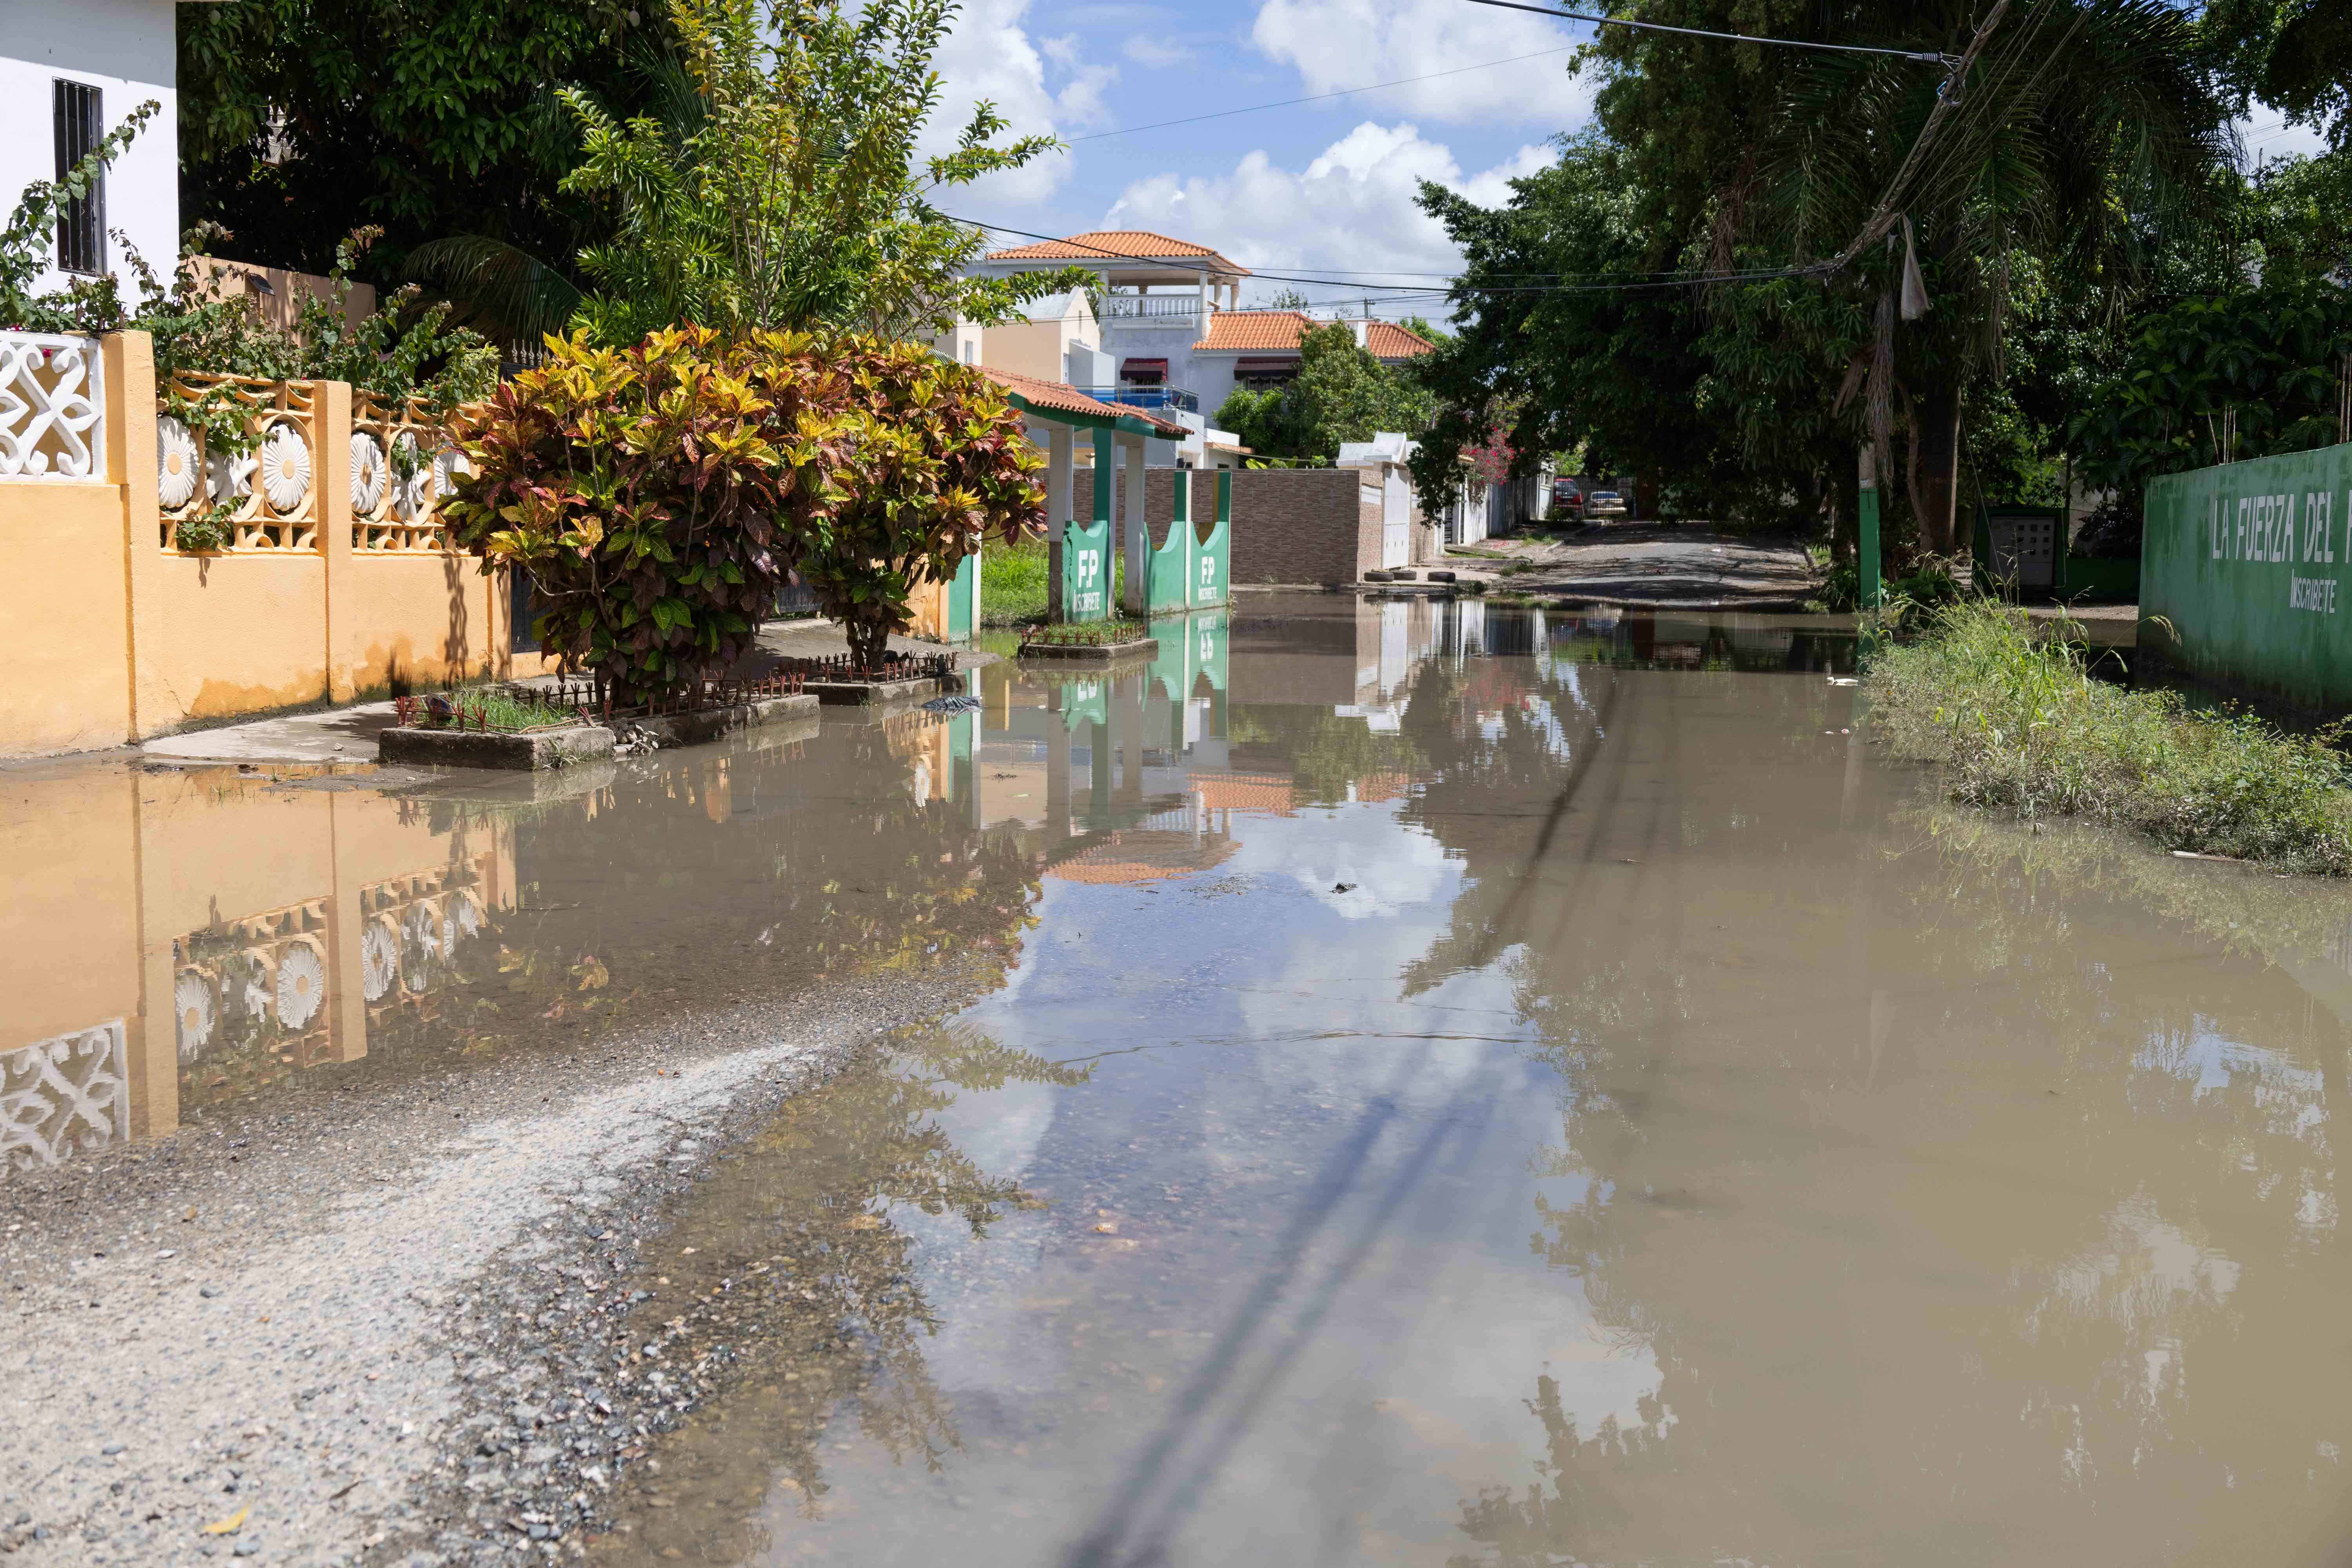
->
1075, 384, 1200, 415
1100, 295, 1205, 321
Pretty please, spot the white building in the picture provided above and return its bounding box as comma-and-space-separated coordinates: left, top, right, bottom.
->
967, 230, 1437, 423
2, 0, 181, 299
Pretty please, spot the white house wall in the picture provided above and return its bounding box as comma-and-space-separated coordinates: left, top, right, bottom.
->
2, 0, 180, 299
1096, 315, 1241, 421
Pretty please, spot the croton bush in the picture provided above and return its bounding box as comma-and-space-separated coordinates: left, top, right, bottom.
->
799, 338, 1045, 671
448, 327, 1044, 699
446, 325, 848, 703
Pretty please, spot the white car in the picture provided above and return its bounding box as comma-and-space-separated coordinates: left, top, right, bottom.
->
1585, 490, 1628, 519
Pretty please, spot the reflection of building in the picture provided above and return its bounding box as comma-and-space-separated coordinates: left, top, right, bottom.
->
2, 765, 514, 1174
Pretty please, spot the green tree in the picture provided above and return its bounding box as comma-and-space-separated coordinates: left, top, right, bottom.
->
1414, 1, 2234, 554
2202, 0, 2352, 149
1216, 322, 1435, 462
176, 0, 660, 280
495, 0, 1088, 346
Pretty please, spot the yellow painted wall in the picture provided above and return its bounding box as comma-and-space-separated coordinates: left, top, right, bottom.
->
138, 550, 334, 724
0, 480, 133, 755
0, 329, 778, 757
0, 766, 143, 1051
341, 554, 498, 696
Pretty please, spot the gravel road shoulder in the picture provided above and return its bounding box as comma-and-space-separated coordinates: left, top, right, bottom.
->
0, 964, 999, 1567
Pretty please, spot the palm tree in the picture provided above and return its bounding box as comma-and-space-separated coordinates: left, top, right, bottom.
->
1747, 0, 2232, 552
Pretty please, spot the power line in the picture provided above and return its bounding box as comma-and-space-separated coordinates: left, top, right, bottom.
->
1459, 0, 1955, 64
1069, 46, 1580, 142
947, 213, 1831, 296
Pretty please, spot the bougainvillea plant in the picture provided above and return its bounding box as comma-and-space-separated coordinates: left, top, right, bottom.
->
797, 338, 1045, 671
444, 325, 848, 703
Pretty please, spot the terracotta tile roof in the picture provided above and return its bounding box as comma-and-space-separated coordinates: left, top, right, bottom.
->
984, 231, 1250, 276
1191, 313, 1437, 358
1044, 831, 1239, 886
1352, 769, 1416, 804
1365, 321, 1437, 358
1191, 771, 1296, 815
984, 368, 1187, 437
1192, 310, 1314, 353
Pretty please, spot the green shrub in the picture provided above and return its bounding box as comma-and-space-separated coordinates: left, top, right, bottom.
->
1866, 601, 2352, 873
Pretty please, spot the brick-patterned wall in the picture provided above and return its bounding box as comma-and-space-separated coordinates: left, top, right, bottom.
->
1073, 465, 1397, 585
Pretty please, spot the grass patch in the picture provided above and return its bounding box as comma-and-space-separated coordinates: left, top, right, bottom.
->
401, 686, 584, 733
1021, 619, 1147, 647
982, 535, 1125, 627
1866, 600, 2352, 874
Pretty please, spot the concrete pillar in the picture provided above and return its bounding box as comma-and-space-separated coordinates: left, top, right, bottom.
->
1046, 423, 1073, 531
1045, 706, 1073, 844
1120, 431, 1149, 615
107, 330, 165, 741
318, 380, 356, 702
1045, 420, 1073, 614
1088, 719, 1112, 825
324, 792, 369, 1063
1116, 673, 1145, 808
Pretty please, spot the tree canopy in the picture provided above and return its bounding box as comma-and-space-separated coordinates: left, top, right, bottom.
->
1406, 0, 2316, 564
1214, 322, 1436, 463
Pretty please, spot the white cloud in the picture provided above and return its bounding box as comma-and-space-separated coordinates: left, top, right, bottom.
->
1250, 0, 1597, 127
1105, 122, 1550, 288
926, 0, 1112, 203
1123, 35, 1192, 68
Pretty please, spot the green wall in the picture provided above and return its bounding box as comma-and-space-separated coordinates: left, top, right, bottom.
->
2144, 441, 2352, 712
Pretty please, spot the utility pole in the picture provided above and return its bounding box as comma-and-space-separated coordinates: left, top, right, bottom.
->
1858, 446, 1882, 610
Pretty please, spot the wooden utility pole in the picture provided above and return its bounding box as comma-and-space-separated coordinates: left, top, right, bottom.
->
1858, 446, 1883, 610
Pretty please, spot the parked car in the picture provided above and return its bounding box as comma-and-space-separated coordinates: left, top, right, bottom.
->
1585, 490, 1628, 519
1551, 478, 1584, 518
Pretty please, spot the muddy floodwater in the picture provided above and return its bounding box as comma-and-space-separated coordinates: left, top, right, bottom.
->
13, 596, 2352, 1567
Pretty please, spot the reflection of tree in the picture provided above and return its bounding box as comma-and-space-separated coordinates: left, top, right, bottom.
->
599, 1028, 1091, 1563
370, 724, 1044, 1069
1396, 655, 2352, 1561
1226, 707, 1425, 806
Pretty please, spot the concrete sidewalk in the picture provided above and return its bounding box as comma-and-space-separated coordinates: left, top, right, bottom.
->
138, 620, 988, 766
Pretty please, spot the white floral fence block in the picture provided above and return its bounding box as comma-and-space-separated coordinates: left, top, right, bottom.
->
0, 332, 105, 480
0, 1021, 130, 1173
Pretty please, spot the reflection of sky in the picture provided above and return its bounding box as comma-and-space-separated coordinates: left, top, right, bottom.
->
810, 791, 1664, 1565
2135, 1021, 2331, 1146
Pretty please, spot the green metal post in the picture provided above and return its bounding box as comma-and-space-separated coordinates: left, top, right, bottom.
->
1858, 446, 1883, 610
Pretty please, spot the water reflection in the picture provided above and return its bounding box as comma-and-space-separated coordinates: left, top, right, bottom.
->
569, 601, 2352, 1566
27, 601, 2352, 1564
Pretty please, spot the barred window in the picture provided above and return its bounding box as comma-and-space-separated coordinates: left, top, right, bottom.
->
53, 80, 105, 276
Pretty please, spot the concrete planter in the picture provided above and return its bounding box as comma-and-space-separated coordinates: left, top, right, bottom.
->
379, 723, 615, 771
1016, 637, 1161, 665
625, 692, 819, 743
803, 675, 958, 707
380, 693, 820, 768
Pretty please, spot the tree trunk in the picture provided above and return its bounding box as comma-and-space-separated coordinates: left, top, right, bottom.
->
1916, 383, 1963, 557
846, 618, 892, 675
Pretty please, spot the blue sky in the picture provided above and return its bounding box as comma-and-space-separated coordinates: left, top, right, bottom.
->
923, 0, 1596, 315
921, 0, 2336, 321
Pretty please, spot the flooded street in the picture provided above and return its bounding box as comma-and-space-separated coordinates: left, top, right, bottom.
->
11, 597, 2352, 1565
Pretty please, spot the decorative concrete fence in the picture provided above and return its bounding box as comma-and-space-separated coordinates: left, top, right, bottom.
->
0, 330, 544, 758
2143, 439, 2352, 711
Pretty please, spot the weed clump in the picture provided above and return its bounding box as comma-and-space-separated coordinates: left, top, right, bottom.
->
1866, 601, 2352, 874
